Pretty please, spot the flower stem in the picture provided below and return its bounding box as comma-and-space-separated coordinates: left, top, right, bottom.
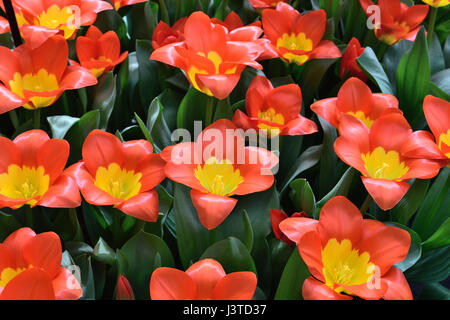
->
427, 6, 438, 47
360, 194, 372, 215
34, 108, 41, 129
158, 0, 170, 24
326, 0, 333, 18
8, 109, 19, 129
25, 206, 33, 229
205, 95, 214, 127
2, 0, 22, 47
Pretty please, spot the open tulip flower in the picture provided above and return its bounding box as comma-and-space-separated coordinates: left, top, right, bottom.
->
232, 76, 318, 137
0, 130, 80, 209
112, 0, 147, 11
422, 0, 449, 7
359, 0, 429, 45
161, 119, 279, 230
0, 0, 113, 49
150, 259, 257, 300
279, 196, 413, 300
152, 18, 187, 50
339, 38, 367, 82
402, 95, 450, 166
261, 3, 341, 66
334, 112, 441, 210
73, 25, 128, 78
150, 11, 266, 100
0, 227, 82, 300
0, 35, 97, 114
311, 77, 399, 130
67, 130, 166, 222
249, 0, 290, 10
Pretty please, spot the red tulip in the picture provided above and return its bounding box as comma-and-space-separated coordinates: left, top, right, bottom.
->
249, 0, 290, 9
359, 0, 429, 45
150, 11, 266, 99
152, 18, 187, 50
161, 119, 278, 230
67, 130, 166, 222
311, 77, 399, 129
339, 38, 367, 82
73, 25, 128, 78
0, 35, 97, 114
261, 3, 341, 66
401, 95, 450, 166
150, 259, 257, 300
279, 196, 412, 300
334, 112, 441, 210
232, 76, 318, 137
0, 130, 81, 209
0, 227, 82, 300
0, 0, 113, 49
270, 209, 306, 246
116, 274, 135, 300
112, 0, 147, 10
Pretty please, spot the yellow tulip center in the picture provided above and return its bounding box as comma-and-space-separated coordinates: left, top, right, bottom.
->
0, 266, 31, 288
438, 129, 450, 158
422, 0, 449, 8
90, 56, 113, 78
194, 157, 244, 196
277, 33, 312, 65
347, 111, 374, 128
187, 51, 237, 96
94, 163, 142, 201
362, 147, 409, 180
322, 239, 374, 294
9, 69, 59, 110
35, 5, 78, 38
0, 165, 50, 207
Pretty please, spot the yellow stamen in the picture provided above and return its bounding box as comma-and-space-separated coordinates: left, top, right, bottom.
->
0, 165, 50, 207
94, 163, 142, 201
362, 147, 409, 180
0, 266, 30, 288
194, 157, 243, 196
438, 129, 450, 159
35, 5, 78, 39
347, 111, 374, 128
322, 239, 374, 294
276, 33, 312, 65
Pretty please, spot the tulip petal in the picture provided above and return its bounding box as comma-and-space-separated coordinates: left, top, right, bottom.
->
197, 73, 241, 100
60, 66, 98, 90
362, 177, 410, 211
212, 272, 257, 300
0, 137, 21, 173
308, 40, 342, 60
0, 268, 55, 300
186, 259, 226, 299
122, 140, 154, 170
36, 138, 69, 184
297, 231, 324, 282
13, 130, 50, 167
136, 154, 166, 192
190, 189, 237, 230
369, 113, 412, 152
381, 267, 413, 300
150, 267, 197, 300
279, 217, 319, 245
52, 267, 83, 300
423, 95, 450, 141
38, 174, 81, 208
401, 130, 446, 160
116, 190, 159, 222
282, 116, 318, 135
302, 277, 353, 300
336, 77, 373, 115
0, 84, 25, 114
310, 98, 340, 128
22, 232, 61, 279
401, 158, 441, 180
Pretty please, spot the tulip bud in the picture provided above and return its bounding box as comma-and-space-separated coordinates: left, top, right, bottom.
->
116, 275, 135, 300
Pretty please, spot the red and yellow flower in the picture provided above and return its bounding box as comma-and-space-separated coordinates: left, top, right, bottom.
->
249, 0, 290, 9
161, 119, 279, 230
112, 0, 147, 11
67, 130, 166, 222
311, 77, 399, 130
0, 0, 113, 49
232, 76, 318, 137
152, 18, 187, 50
422, 0, 449, 7
359, 0, 429, 45
339, 37, 367, 82
334, 112, 441, 210
270, 209, 307, 246
150, 11, 266, 99
0, 227, 82, 300
0, 130, 81, 209
150, 259, 257, 300
0, 35, 97, 114
73, 25, 128, 78
279, 196, 412, 300
401, 95, 450, 166
261, 3, 341, 66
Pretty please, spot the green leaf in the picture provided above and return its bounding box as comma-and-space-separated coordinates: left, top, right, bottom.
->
357, 46, 394, 95
429, 34, 446, 76
431, 69, 450, 95
241, 210, 254, 252
316, 167, 356, 210
177, 87, 210, 134
391, 179, 430, 225
289, 179, 316, 217
73, 254, 95, 300
118, 230, 174, 300
422, 218, 450, 252
92, 72, 116, 130
413, 167, 450, 240
383, 40, 413, 90
213, 97, 234, 121
405, 246, 450, 283
47, 115, 79, 139
0, 211, 21, 241
136, 40, 160, 107
275, 248, 311, 300
146, 97, 173, 151
93, 237, 116, 265
396, 27, 430, 128
173, 183, 210, 268
200, 237, 257, 274
385, 222, 422, 272
418, 283, 450, 300
318, 116, 339, 197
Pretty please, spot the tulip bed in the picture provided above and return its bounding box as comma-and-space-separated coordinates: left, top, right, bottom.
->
0, 0, 449, 301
